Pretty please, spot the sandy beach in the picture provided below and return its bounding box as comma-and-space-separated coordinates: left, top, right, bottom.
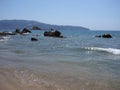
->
0, 67, 62, 90
0, 30, 120, 90
0, 66, 119, 90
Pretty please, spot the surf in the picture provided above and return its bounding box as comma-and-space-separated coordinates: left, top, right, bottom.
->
84, 47, 120, 55
0, 36, 10, 41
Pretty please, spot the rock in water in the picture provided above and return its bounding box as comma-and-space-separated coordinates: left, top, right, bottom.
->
21, 28, 31, 34
102, 34, 112, 38
54, 30, 61, 37
31, 37, 38, 41
44, 30, 64, 38
12, 28, 21, 34
95, 34, 112, 38
0, 31, 16, 36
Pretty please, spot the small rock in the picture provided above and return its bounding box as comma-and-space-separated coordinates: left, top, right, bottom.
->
21, 28, 31, 34
31, 37, 38, 41
15, 28, 21, 34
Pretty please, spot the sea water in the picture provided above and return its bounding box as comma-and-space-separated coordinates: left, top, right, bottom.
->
0, 30, 120, 90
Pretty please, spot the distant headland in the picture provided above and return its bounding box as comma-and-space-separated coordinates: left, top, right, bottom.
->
0, 20, 90, 31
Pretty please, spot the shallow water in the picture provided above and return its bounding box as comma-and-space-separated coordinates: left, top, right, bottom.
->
0, 30, 120, 90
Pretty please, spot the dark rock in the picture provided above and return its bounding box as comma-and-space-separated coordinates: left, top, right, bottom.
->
0, 32, 5, 36
44, 30, 64, 38
54, 30, 61, 37
102, 34, 112, 38
15, 28, 21, 34
31, 37, 38, 41
0, 31, 16, 36
95, 34, 112, 38
21, 28, 31, 34
44, 31, 53, 36
0, 32, 6, 36
32, 26, 41, 30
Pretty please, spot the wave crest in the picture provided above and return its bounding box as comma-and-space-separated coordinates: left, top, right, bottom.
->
85, 47, 120, 55
0, 36, 10, 41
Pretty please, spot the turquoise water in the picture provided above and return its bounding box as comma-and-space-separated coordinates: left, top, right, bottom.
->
0, 30, 120, 90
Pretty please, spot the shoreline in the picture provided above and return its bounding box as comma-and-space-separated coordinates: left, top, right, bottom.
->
0, 30, 120, 90
0, 67, 62, 90
0, 65, 119, 90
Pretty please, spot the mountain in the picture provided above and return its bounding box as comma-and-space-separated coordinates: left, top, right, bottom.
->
0, 20, 90, 30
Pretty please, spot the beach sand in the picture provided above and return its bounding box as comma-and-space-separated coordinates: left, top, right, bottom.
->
0, 68, 62, 90
0, 67, 119, 90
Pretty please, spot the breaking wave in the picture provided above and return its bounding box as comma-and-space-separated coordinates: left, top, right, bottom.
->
84, 47, 120, 55
0, 36, 10, 41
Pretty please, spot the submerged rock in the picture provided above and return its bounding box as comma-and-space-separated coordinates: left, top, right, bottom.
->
0, 31, 16, 36
31, 37, 38, 41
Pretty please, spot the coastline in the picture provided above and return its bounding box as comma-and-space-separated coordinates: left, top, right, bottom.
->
0, 30, 120, 90
0, 67, 61, 90
0, 59, 120, 90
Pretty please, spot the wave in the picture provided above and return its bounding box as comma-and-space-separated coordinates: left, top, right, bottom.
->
0, 36, 10, 41
84, 47, 120, 55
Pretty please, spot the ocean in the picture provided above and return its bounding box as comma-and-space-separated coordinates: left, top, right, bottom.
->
0, 29, 120, 90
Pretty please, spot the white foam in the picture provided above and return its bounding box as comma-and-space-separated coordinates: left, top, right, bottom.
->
85, 47, 120, 55
22, 33, 30, 35
0, 36, 10, 41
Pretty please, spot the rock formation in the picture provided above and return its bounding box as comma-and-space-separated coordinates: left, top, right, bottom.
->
95, 34, 112, 38
44, 30, 64, 38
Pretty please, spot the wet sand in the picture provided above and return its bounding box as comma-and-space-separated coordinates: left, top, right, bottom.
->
0, 68, 61, 90
0, 67, 120, 90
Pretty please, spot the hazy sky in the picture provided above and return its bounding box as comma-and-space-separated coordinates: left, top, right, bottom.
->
0, 0, 120, 30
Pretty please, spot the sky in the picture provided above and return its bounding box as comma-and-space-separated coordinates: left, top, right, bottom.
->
0, 0, 120, 30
